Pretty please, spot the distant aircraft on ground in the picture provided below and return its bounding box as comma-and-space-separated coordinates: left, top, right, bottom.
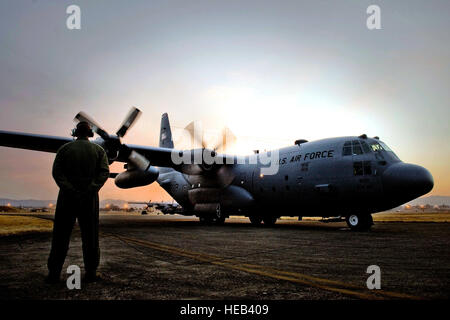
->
0, 107, 433, 230
128, 200, 182, 215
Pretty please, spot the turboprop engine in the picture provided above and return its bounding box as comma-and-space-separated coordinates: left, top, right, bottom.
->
114, 166, 159, 189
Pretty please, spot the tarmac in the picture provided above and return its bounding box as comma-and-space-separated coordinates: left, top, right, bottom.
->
0, 214, 449, 300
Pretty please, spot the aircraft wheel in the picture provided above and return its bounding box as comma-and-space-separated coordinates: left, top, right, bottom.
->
346, 214, 372, 231
141, 210, 147, 215
249, 216, 263, 226
263, 216, 277, 226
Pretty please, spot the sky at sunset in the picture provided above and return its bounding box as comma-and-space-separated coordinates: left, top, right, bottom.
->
0, 0, 449, 202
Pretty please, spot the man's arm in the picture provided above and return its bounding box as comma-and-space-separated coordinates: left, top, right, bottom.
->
89, 148, 110, 193
52, 145, 78, 192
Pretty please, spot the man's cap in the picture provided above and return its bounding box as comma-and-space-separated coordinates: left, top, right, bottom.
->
76, 121, 91, 130
74, 121, 94, 137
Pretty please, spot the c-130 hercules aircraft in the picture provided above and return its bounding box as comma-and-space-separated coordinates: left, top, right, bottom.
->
0, 107, 433, 231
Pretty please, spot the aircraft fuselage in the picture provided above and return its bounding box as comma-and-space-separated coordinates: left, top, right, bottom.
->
157, 136, 433, 220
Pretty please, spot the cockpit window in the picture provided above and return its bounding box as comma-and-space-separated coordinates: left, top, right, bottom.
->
379, 141, 400, 160
342, 140, 371, 156
343, 141, 352, 156
361, 141, 371, 153
379, 141, 392, 152
370, 142, 384, 152
370, 141, 400, 161
352, 140, 363, 155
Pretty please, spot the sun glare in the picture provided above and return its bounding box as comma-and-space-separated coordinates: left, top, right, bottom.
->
198, 84, 383, 155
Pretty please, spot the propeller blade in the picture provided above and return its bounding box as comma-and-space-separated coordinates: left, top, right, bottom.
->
213, 127, 236, 152
74, 111, 110, 141
184, 122, 237, 151
183, 164, 236, 188
185, 121, 206, 149
116, 107, 142, 138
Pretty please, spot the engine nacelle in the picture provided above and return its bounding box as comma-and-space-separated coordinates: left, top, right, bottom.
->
114, 166, 159, 189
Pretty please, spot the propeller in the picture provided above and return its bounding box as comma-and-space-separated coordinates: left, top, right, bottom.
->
184, 121, 236, 153
182, 121, 238, 188
116, 107, 141, 137
214, 127, 236, 153
74, 107, 150, 171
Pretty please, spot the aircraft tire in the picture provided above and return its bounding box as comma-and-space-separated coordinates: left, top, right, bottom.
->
213, 204, 226, 225
346, 214, 372, 231
263, 216, 277, 226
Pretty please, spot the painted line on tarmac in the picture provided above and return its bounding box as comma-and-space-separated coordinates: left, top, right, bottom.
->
105, 232, 422, 300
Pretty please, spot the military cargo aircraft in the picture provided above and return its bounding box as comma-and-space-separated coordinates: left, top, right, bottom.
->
0, 107, 434, 231
128, 200, 182, 215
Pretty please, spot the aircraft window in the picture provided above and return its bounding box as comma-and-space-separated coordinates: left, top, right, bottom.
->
353, 145, 363, 155
354, 161, 372, 175
353, 162, 363, 176
350, 140, 363, 155
301, 162, 309, 172
342, 141, 352, 156
343, 146, 352, 156
370, 142, 384, 152
363, 161, 372, 175
361, 141, 371, 153
379, 141, 392, 152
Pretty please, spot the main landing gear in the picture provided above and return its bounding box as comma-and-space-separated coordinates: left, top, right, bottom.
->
199, 204, 226, 225
346, 214, 373, 231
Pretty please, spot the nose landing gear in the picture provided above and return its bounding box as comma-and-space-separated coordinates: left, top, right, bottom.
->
198, 204, 226, 225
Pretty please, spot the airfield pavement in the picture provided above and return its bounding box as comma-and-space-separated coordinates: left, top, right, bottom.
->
0, 213, 449, 300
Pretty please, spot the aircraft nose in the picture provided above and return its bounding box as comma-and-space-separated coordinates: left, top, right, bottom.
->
382, 163, 434, 198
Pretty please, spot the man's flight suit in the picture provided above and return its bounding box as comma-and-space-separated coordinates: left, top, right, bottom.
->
48, 137, 109, 278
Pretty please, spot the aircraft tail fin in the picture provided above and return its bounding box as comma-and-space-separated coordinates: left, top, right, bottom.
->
159, 113, 174, 149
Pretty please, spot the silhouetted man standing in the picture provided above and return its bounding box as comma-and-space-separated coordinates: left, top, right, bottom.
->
46, 121, 109, 283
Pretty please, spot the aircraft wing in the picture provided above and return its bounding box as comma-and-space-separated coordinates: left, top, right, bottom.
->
0, 130, 177, 167
0, 130, 234, 172
0, 130, 72, 153
122, 143, 176, 168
